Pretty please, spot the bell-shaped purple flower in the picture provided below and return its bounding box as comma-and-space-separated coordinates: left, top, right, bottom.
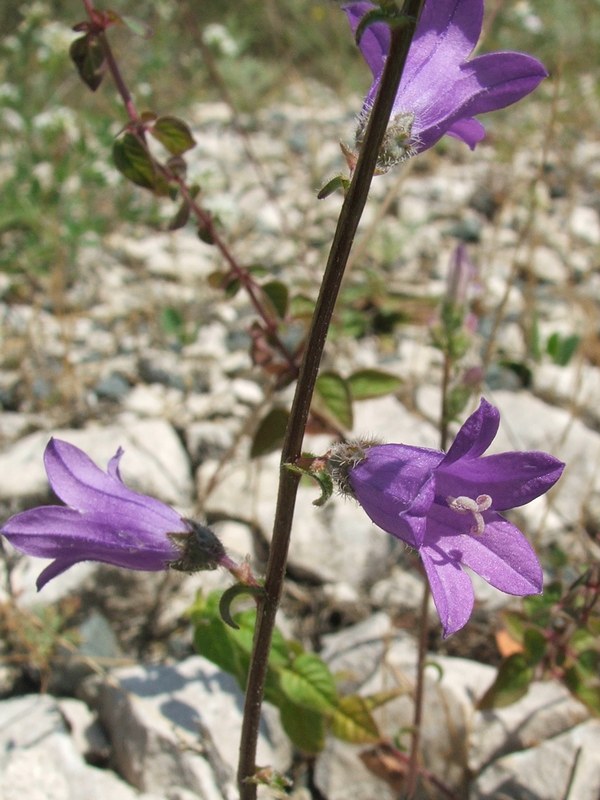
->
1, 438, 229, 590
343, 0, 548, 160
336, 399, 564, 637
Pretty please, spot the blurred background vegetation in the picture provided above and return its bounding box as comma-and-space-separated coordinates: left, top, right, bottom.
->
0, 0, 598, 286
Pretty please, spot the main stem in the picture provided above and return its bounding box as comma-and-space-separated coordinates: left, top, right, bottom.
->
237, 3, 425, 797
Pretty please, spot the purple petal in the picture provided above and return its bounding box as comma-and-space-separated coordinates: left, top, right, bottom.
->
44, 439, 185, 530
445, 117, 486, 148
2, 505, 180, 566
425, 511, 543, 596
350, 445, 442, 547
420, 543, 474, 637
36, 557, 83, 590
438, 450, 565, 509
343, 2, 389, 79
442, 398, 499, 465
401, 0, 483, 81
413, 51, 547, 151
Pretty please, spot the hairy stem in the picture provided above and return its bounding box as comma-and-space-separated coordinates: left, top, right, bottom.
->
236, 3, 425, 796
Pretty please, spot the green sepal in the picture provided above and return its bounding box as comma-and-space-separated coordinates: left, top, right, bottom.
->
219, 583, 265, 630
285, 461, 334, 507
354, 5, 412, 46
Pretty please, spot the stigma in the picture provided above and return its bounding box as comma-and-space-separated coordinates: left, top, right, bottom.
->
446, 494, 492, 536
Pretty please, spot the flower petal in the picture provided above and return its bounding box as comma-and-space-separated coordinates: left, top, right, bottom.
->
425, 511, 543, 596
350, 445, 442, 547
445, 117, 486, 148
442, 398, 499, 465
1, 506, 180, 566
420, 543, 474, 637
44, 439, 185, 530
36, 557, 83, 590
438, 450, 564, 509
413, 51, 547, 150
401, 0, 483, 82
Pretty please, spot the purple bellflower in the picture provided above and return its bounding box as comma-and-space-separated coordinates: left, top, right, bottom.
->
343, 0, 548, 166
329, 399, 564, 637
1, 438, 236, 590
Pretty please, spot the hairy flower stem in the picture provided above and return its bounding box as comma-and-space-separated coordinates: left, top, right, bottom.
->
236, 3, 425, 797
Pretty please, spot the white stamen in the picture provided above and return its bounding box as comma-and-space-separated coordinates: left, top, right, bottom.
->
446, 493, 492, 536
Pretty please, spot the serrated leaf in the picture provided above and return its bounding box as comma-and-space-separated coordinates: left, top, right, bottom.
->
279, 653, 338, 713
151, 115, 196, 155
69, 34, 105, 91
477, 654, 533, 710
314, 372, 353, 430
279, 697, 326, 754
113, 133, 170, 195
262, 281, 289, 319
347, 369, 401, 400
250, 408, 289, 458
329, 695, 380, 743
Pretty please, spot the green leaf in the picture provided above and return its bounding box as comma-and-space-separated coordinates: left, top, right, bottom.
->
317, 175, 350, 199
160, 306, 184, 336
289, 294, 316, 321
69, 34, 105, 91
262, 281, 289, 319
113, 133, 170, 195
347, 369, 401, 400
279, 653, 338, 713
168, 200, 191, 231
150, 115, 196, 156
359, 688, 405, 712
477, 654, 533, 710
314, 372, 353, 430
523, 627, 547, 665
279, 697, 326, 754
250, 408, 289, 458
546, 332, 580, 366
329, 695, 380, 744
564, 663, 600, 715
